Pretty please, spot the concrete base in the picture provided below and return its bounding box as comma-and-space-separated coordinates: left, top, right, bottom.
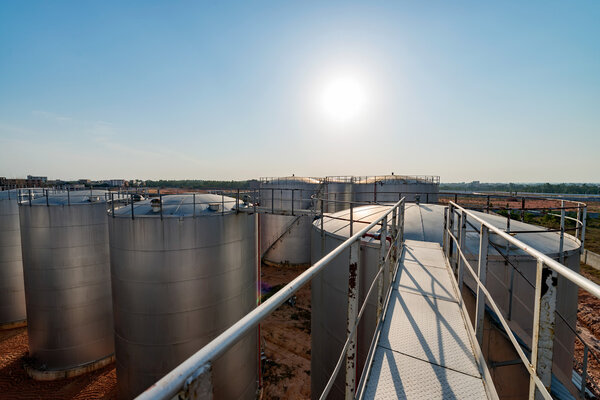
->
25, 354, 115, 381
0, 319, 27, 330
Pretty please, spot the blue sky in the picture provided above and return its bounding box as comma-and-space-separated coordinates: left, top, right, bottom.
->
1, 1, 598, 182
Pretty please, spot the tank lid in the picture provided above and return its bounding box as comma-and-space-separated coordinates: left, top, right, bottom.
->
20, 190, 110, 205
259, 176, 322, 185
315, 203, 579, 255
110, 193, 246, 217
0, 188, 46, 201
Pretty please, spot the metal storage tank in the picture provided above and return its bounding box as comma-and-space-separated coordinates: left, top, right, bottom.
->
259, 177, 322, 265
352, 175, 439, 204
323, 177, 354, 212
108, 194, 258, 399
0, 189, 37, 329
311, 203, 580, 399
18, 190, 115, 375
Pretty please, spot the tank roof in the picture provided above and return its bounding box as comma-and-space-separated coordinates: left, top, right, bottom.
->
315, 203, 579, 255
259, 176, 321, 185
0, 188, 47, 201
111, 193, 246, 217
18, 190, 110, 205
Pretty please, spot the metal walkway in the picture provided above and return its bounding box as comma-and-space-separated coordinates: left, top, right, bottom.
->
361, 240, 497, 399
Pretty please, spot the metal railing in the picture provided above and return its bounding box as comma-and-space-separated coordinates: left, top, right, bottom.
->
136, 198, 406, 400
443, 201, 600, 399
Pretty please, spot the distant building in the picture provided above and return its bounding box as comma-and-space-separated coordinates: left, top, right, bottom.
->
78, 179, 91, 185
27, 175, 47, 182
105, 179, 126, 187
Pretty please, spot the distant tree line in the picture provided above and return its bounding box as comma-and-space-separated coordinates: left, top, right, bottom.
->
441, 182, 600, 194
143, 180, 251, 189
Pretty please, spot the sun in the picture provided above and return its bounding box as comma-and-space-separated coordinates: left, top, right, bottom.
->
319, 74, 368, 124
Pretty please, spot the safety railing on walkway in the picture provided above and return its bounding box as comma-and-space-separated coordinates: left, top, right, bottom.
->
136, 198, 406, 400
443, 201, 600, 399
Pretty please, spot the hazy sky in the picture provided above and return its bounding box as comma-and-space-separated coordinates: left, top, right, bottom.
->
1, 1, 598, 182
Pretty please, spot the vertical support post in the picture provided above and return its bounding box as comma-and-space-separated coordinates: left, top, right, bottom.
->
400, 200, 405, 246
454, 193, 458, 204
487, 195, 491, 214
271, 188, 274, 214
559, 200, 565, 264
447, 204, 455, 260
575, 205, 581, 239
29, 189, 32, 206
475, 225, 489, 344
236, 189, 239, 214
377, 218, 388, 321
111, 192, 115, 217
350, 202, 354, 236
521, 197, 526, 222
291, 189, 294, 216
193, 193, 196, 217
580, 345, 589, 398
221, 194, 224, 216
456, 211, 466, 292
529, 259, 557, 400
346, 239, 360, 400
581, 206, 587, 253
391, 208, 398, 266
443, 207, 448, 254
373, 182, 377, 203
45, 189, 49, 206
67, 188, 70, 206
131, 193, 135, 220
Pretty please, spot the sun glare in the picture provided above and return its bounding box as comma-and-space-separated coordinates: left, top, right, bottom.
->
319, 74, 367, 124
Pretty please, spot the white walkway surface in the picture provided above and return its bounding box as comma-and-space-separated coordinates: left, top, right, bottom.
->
362, 240, 496, 399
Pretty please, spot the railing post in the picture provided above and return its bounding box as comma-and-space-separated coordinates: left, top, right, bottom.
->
580, 344, 589, 398
346, 239, 360, 399
575, 205, 581, 239
111, 192, 115, 217
291, 189, 295, 216
391, 207, 398, 266
443, 207, 448, 254
581, 206, 587, 253
529, 259, 557, 400
475, 225, 489, 344
447, 204, 455, 260
399, 200, 405, 247
559, 200, 565, 264
521, 197, 526, 222
456, 212, 466, 291
377, 218, 388, 321
487, 195, 491, 214
271, 188, 274, 214
193, 193, 196, 217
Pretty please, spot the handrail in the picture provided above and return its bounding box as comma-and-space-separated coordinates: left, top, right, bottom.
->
136, 198, 406, 400
444, 201, 600, 399
448, 202, 599, 297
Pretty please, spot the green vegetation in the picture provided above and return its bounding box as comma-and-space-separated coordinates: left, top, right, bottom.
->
144, 180, 250, 189
441, 182, 600, 194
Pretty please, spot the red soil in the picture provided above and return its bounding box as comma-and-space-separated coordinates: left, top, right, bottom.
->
0, 328, 116, 399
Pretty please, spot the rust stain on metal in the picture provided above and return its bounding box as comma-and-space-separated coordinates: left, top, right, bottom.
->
349, 262, 358, 289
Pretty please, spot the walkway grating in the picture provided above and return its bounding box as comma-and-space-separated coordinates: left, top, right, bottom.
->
361, 240, 496, 399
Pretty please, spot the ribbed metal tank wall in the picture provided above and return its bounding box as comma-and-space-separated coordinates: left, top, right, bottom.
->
19, 190, 114, 371
108, 194, 257, 399
323, 178, 353, 213
311, 203, 580, 398
352, 175, 439, 204
259, 177, 321, 265
0, 190, 27, 328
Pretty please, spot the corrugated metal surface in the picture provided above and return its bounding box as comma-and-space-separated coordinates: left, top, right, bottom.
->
108, 194, 257, 399
0, 190, 27, 326
19, 190, 114, 370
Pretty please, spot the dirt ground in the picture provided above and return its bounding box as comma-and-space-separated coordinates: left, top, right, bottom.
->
0, 328, 117, 399
260, 263, 311, 400
575, 264, 600, 396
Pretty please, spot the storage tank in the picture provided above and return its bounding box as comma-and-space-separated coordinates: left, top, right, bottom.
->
311, 203, 579, 399
352, 175, 439, 204
108, 194, 257, 399
323, 177, 354, 213
18, 190, 115, 375
259, 177, 321, 265
0, 189, 35, 329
